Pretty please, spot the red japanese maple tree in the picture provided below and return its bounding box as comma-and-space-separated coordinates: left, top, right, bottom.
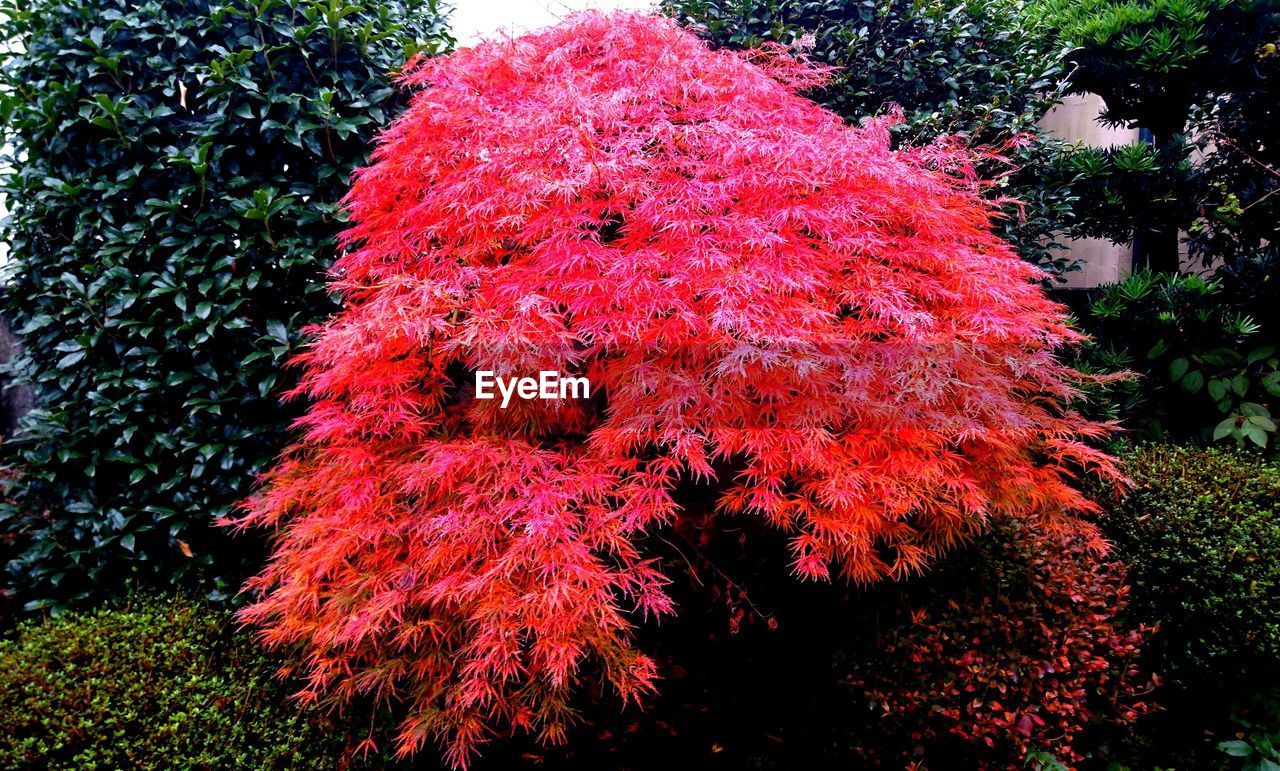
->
228, 12, 1119, 767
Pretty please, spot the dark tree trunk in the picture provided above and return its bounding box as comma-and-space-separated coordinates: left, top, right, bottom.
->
0, 310, 33, 439
1143, 126, 1184, 274
1142, 227, 1182, 274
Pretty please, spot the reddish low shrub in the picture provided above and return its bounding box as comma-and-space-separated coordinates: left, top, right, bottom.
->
854, 521, 1154, 767
227, 11, 1120, 767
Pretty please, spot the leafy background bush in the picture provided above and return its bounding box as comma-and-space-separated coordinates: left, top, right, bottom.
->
1070, 270, 1280, 446
1048, 0, 1280, 456
1031, 0, 1280, 274
0, 595, 368, 769
0, 0, 451, 611
663, 0, 1086, 276
1188, 4, 1280, 273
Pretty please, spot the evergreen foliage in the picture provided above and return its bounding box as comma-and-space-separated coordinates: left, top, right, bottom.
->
0, 0, 451, 611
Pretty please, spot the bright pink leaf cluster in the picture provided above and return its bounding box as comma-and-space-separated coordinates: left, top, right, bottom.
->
229, 12, 1119, 766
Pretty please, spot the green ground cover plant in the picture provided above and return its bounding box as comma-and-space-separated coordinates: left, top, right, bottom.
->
0, 595, 372, 769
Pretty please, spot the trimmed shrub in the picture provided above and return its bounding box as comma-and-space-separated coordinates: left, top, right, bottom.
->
0, 595, 364, 769
850, 520, 1153, 767
0, 0, 451, 611
1109, 444, 1280, 690
229, 12, 1120, 766
1072, 444, 1280, 767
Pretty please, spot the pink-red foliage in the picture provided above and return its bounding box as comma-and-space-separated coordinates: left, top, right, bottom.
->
227, 12, 1121, 766
854, 521, 1154, 768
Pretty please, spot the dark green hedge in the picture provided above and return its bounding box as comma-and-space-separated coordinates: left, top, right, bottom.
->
0, 0, 450, 611
1083, 444, 1280, 766
0, 595, 360, 768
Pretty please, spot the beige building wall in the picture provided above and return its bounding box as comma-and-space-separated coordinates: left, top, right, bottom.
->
1038, 93, 1140, 288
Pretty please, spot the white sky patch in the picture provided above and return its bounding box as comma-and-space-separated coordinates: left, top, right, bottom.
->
450, 0, 656, 45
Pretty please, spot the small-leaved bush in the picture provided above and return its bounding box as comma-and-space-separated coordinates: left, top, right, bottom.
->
0, 0, 451, 611
0, 595, 364, 769
1086, 444, 1280, 767
1109, 444, 1280, 691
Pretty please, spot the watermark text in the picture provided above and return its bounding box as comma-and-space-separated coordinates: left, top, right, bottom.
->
475, 370, 590, 408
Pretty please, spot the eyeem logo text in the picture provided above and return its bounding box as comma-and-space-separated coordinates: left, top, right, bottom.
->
475, 370, 591, 408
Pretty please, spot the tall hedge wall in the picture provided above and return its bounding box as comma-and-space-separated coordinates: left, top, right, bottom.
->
0, 0, 451, 611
